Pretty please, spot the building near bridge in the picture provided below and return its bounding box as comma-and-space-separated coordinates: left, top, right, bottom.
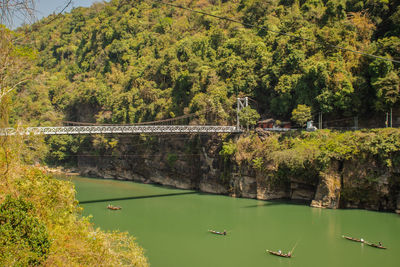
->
257, 119, 291, 131
257, 118, 275, 129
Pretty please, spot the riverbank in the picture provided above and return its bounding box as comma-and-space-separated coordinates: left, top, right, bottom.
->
52, 129, 400, 214
36, 164, 80, 176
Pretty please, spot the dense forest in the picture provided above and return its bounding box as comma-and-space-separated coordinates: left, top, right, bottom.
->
8, 0, 400, 129
1, 1, 400, 263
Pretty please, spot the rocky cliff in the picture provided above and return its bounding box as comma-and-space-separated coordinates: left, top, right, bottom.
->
75, 132, 400, 213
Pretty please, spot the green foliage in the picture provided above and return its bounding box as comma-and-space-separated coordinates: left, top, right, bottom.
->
252, 157, 264, 170
0, 195, 50, 266
3, 0, 400, 214
291, 104, 312, 127
232, 129, 400, 183
0, 137, 149, 266
239, 106, 260, 129
373, 71, 400, 110
7, 0, 399, 133
45, 135, 83, 165
369, 58, 393, 78
220, 140, 237, 159
1, 25, 37, 116
167, 152, 178, 167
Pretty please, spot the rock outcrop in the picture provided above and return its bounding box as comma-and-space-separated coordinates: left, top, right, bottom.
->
75, 135, 400, 213
311, 162, 341, 209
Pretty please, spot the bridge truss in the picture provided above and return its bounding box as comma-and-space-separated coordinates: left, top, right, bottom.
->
0, 125, 239, 136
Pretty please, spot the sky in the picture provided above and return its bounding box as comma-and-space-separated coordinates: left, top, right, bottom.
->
13, 0, 108, 28
35, 0, 102, 19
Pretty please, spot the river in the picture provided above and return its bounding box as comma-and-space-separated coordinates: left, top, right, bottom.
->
67, 176, 400, 267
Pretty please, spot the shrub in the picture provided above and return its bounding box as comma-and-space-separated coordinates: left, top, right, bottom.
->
167, 152, 178, 167
0, 195, 51, 266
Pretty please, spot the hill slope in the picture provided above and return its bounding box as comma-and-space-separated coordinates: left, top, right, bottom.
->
12, 0, 400, 126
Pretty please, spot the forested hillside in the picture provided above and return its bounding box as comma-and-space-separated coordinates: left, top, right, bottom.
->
10, 0, 400, 127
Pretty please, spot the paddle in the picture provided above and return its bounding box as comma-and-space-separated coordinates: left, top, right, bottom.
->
289, 239, 300, 255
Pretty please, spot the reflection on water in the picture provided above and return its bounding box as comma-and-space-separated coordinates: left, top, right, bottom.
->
68, 176, 400, 267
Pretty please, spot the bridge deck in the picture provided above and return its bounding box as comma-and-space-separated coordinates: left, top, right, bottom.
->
0, 125, 239, 135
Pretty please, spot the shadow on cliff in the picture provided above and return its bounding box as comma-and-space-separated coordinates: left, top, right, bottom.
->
79, 191, 198, 204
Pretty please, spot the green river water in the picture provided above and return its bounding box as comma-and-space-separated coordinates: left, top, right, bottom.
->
68, 176, 400, 267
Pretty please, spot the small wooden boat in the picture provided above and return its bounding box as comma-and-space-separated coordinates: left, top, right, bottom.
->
342, 235, 364, 243
107, 205, 122, 210
208, 230, 226, 235
266, 249, 291, 258
365, 242, 387, 249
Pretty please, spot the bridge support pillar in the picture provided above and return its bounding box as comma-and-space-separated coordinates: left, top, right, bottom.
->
236, 97, 248, 131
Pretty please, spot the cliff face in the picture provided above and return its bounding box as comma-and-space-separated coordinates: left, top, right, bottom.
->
310, 162, 342, 209
76, 134, 400, 213
78, 135, 230, 194
340, 156, 400, 211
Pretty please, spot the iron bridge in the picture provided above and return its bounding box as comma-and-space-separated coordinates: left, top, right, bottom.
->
0, 125, 239, 136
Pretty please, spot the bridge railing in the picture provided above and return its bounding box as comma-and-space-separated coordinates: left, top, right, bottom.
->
0, 125, 239, 136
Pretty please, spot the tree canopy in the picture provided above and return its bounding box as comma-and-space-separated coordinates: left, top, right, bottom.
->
7, 0, 400, 127
291, 104, 312, 127
239, 106, 260, 129
0, 195, 50, 266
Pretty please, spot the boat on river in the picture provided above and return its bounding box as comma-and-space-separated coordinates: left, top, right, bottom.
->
365, 242, 387, 249
342, 235, 364, 243
208, 230, 226, 235
107, 205, 122, 210
266, 249, 292, 258
342, 235, 387, 249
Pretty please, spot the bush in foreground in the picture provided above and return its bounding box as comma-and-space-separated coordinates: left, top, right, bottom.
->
0, 137, 149, 266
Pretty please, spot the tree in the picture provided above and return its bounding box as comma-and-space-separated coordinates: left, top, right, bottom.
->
0, 25, 35, 105
291, 104, 311, 127
373, 71, 400, 111
0, 195, 50, 266
239, 106, 260, 130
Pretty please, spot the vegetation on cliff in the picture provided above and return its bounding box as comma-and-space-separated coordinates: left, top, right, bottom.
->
226, 128, 400, 169
221, 128, 400, 209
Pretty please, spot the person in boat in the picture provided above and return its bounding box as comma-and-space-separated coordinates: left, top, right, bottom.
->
360, 238, 364, 243
378, 242, 382, 246
287, 252, 291, 257
278, 250, 282, 255
223, 230, 227, 235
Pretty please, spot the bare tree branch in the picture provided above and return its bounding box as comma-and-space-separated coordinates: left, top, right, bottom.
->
1, 0, 74, 28
0, 25, 34, 104
0, 0, 36, 27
